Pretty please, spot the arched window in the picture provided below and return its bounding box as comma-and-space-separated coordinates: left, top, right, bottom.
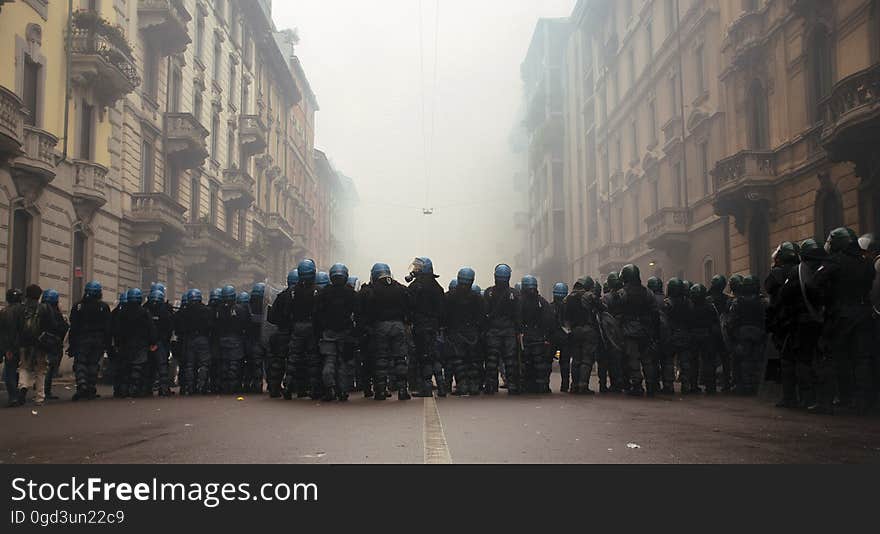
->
807, 27, 833, 123
11, 210, 32, 290
703, 256, 715, 285
72, 231, 86, 302
749, 212, 770, 282
748, 79, 770, 149
815, 185, 844, 241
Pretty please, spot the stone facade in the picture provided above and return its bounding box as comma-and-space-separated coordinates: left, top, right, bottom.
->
0, 0, 343, 310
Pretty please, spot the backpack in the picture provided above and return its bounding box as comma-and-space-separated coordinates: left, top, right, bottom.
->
22, 302, 43, 345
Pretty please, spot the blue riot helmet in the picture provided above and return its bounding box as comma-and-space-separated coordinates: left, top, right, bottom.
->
41, 289, 59, 305
472, 284, 482, 295
371, 263, 392, 283
287, 269, 300, 288
448, 279, 458, 291
329, 264, 349, 286
553, 282, 569, 300
180, 292, 189, 306
154, 283, 166, 296
347, 276, 359, 290
221, 285, 236, 303
237, 291, 250, 304
127, 287, 143, 304
209, 288, 222, 305
407, 257, 438, 282
514, 282, 522, 295
148, 289, 165, 303
456, 267, 475, 288
316, 272, 331, 288
189, 289, 203, 304
494, 264, 512, 286
84, 280, 102, 299
251, 283, 267, 297
521, 275, 539, 291
297, 259, 317, 283
150, 282, 158, 292
117, 292, 128, 306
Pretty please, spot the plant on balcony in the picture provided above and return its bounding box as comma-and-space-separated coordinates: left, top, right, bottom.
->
72, 10, 135, 59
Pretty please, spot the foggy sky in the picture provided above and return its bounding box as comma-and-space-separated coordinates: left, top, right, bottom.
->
272, 0, 575, 287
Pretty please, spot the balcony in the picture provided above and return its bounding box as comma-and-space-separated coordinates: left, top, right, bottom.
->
724, 11, 766, 69
165, 112, 209, 170
71, 160, 108, 224
138, 0, 192, 56
237, 238, 268, 279
221, 168, 256, 209
128, 192, 187, 251
596, 242, 626, 274
645, 207, 691, 253
266, 213, 295, 245
11, 126, 58, 204
181, 222, 239, 267
239, 115, 267, 157
69, 11, 139, 106
0, 85, 24, 163
821, 63, 880, 167
661, 116, 683, 154
712, 150, 777, 227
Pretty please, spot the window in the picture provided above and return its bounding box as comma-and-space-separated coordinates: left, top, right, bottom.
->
670, 72, 680, 113
628, 48, 636, 90
703, 257, 715, 285
808, 28, 833, 123
141, 139, 154, 192
615, 137, 623, 173
588, 187, 598, 239
72, 231, 86, 301
196, 12, 205, 61
190, 176, 201, 222
23, 55, 40, 126
241, 79, 249, 114
211, 111, 220, 159
170, 67, 182, 112
666, 0, 678, 35
227, 127, 235, 168
144, 43, 159, 100
213, 37, 222, 82
238, 209, 246, 241
673, 161, 683, 207
749, 212, 770, 282
11, 210, 32, 291
630, 122, 638, 162
193, 88, 203, 123
229, 60, 236, 107
646, 22, 654, 59
632, 192, 640, 237
209, 182, 219, 225
651, 175, 659, 213
166, 163, 180, 200
748, 80, 770, 149
815, 185, 844, 241
695, 45, 705, 94
700, 142, 711, 196
79, 99, 94, 160
649, 100, 657, 145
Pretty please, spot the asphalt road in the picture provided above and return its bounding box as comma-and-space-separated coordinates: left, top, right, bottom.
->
2, 377, 879, 464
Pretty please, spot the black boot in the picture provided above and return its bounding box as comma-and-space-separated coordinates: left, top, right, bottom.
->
398, 381, 412, 401
322, 387, 335, 402
413, 381, 433, 398
17, 388, 27, 406
560, 378, 570, 394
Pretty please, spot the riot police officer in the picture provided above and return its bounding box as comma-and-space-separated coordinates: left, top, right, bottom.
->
68, 281, 111, 401
519, 276, 553, 393
360, 263, 411, 400
443, 268, 485, 396
214, 286, 250, 394
550, 283, 571, 393
690, 283, 718, 394
145, 288, 174, 396
810, 228, 875, 414
564, 277, 605, 394
707, 275, 732, 392
175, 289, 215, 395
243, 284, 272, 394
406, 257, 445, 398
266, 270, 297, 398
602, 272, 625, 391
616, 265, 659, 396
647, 276, 667, 394
40, 289, 68, 400
115, 288, 158, 397
315, 264, 358, 401
286, 260, 321, 399
483, 264, 520, 394
727, 275, 766, 396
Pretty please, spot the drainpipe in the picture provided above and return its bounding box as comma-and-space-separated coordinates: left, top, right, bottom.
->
62, 0, 73, 160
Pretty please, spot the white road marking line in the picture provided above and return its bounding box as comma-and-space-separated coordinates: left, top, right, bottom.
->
423, 394, 452, 464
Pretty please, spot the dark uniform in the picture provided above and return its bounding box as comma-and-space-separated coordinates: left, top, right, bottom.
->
115, 302, 158, 397
483, 285, 520, 394
0, 291, 23, 405
550, 293, 571, 393
267, 286, 294, 398
564, 279, 604, 394
285, 282, 320, 399
175, 299, 214, 394
361, 277, 411, 400
601, 280, 625, 391
144, 299, 174, 396
407, 273, 446, 397
690, 285, 718, 394
244, 294, 272, 394
707, 278, 733, 392
663, 279, 692, 394
617, 279, 660, 395
315, 282, 358, 400
727, 277, 766, 396
443, 286, 484, 396
214, 300, 250, 394
519, 289, 553, 393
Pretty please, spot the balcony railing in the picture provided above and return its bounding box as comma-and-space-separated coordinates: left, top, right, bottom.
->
71, 160, 109, 222
661, 116, 683, 154
266, 213, 295, 245
645, 207, 691, 252
821, 62, 880, 163
10, 126, 58, 203
138, 0, 192, 56
129, 192, 187, 247
712, 150, 776, 192
165, 112, 209, 170
221, 169, 256, 209
596, 242, 626, 268
725, 11, 766, 68
0, 85, 24, 161
70, 12, 139, 105
182, 222, 238, 266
